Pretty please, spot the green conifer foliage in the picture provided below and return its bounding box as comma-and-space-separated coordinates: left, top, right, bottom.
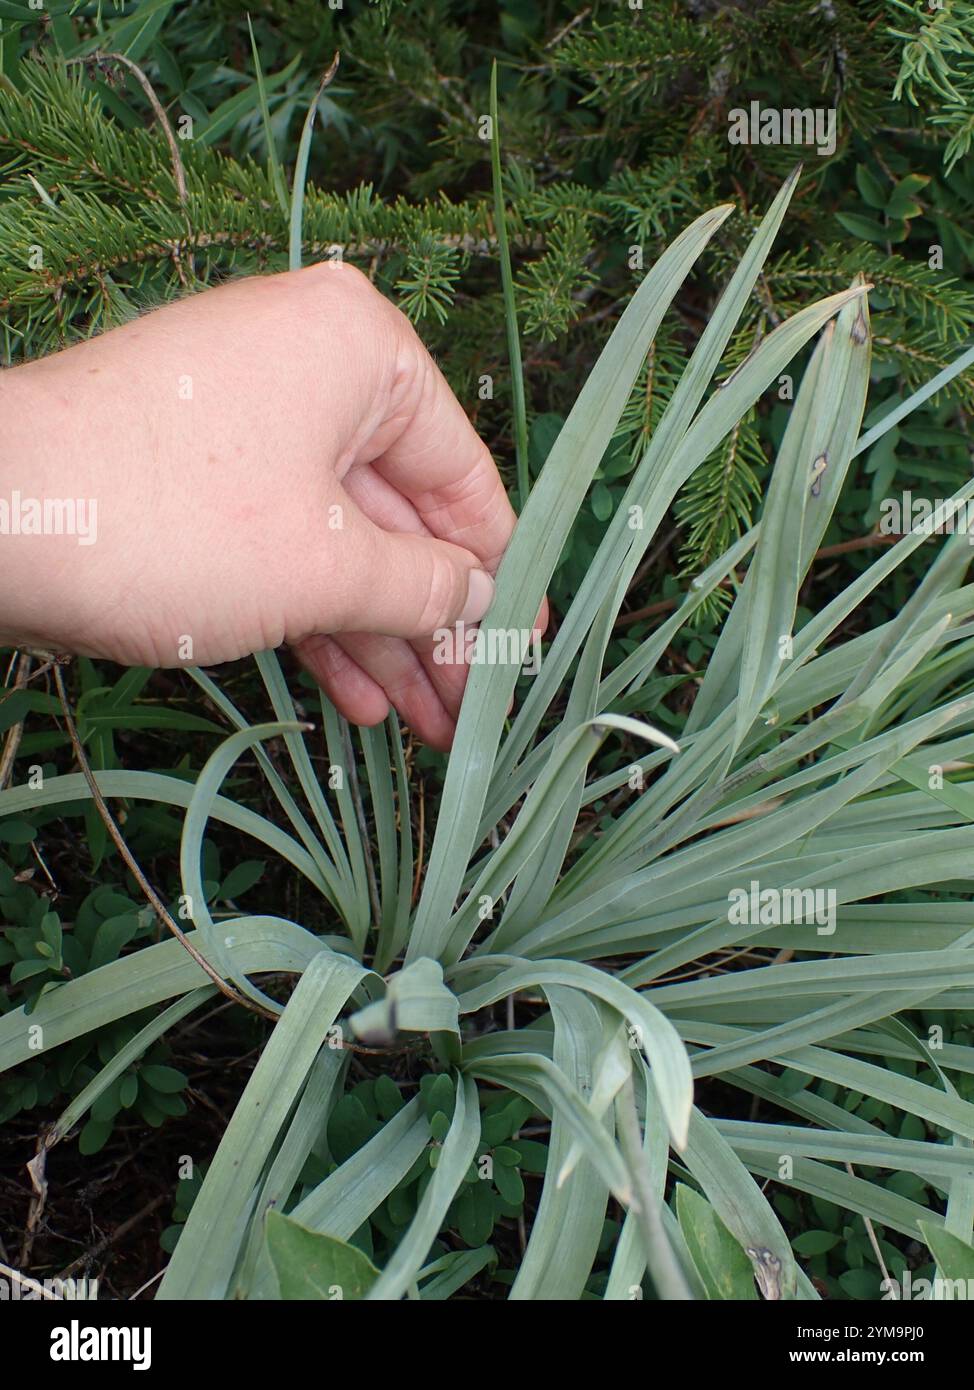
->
1, 0, 972, 577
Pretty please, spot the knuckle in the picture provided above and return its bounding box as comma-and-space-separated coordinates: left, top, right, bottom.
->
296, 260, 384, 320
382, 665, 429, 704
304, 257, 371, 290
416, 553, 464, 634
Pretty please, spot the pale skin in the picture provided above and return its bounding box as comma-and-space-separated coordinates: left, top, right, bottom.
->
0, 262, 544, 750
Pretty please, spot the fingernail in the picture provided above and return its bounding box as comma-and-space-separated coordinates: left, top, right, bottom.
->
460, 569, 495, 625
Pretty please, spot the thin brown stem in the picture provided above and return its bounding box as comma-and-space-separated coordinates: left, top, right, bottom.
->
67, 52, 187, 208
615, 529, 901, 630
51, 659, 276, 1021
0, 650, 31, 790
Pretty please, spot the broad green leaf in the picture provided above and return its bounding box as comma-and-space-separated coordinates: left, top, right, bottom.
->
265, 1212, 379, 1301
675, 1183, 757, 1300
682, 1109, 797, 1300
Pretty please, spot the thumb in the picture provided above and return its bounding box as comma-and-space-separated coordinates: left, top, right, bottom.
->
327, 512, 496, 639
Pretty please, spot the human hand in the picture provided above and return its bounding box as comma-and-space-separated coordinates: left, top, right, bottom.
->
0, 262, 539, 749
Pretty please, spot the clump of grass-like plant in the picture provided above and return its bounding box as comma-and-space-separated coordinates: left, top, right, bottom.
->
4, 120, 974, 1301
